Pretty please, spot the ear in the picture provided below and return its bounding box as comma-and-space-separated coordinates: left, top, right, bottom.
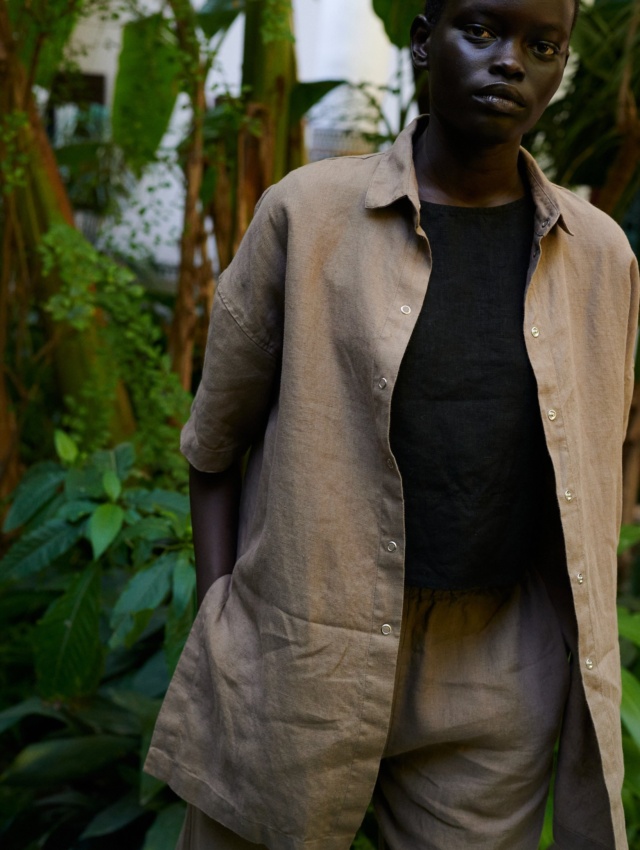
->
411, 14, 431, 72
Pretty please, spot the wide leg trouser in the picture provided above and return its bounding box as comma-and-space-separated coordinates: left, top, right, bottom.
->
176, 571, 569, 850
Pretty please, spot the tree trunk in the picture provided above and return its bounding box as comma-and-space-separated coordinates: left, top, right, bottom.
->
0, 0, 135, 496
167, 0, 215, 391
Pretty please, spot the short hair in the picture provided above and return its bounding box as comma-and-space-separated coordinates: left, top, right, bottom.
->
423, 0, 580, 31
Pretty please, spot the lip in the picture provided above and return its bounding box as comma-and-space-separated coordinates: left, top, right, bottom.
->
473, 84, 527, 114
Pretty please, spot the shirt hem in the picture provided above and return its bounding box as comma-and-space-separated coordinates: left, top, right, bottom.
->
144, 747, 357, 850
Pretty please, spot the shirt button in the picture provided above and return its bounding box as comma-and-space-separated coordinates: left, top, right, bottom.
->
386, 457, 395, 469
378, 377, 388, 389
381, 624, 392, 635
585, 657, 594, 670
531, 326, 540, 338
548, 409, 557, 421
542, 219, 550, 228
400, 305, 411, 315
564, 489, 574, 502
386, 541, 398, 552
577, 572, 585, 584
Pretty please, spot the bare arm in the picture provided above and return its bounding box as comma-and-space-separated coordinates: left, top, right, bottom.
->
189, 462, 242, 607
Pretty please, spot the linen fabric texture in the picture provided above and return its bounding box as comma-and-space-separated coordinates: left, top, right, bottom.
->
145, 117, 640, 850
174, 574, 569, 850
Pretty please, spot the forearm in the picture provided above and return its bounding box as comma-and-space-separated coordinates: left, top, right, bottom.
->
189, 462, 242, 607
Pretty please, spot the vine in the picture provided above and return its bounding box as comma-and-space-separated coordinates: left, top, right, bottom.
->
40, 223, 190, 482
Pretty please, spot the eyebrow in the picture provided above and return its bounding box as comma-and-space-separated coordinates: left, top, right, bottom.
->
454, 2, 570, 36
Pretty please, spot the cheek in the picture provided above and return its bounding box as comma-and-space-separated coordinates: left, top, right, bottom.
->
532, 68, 566, 108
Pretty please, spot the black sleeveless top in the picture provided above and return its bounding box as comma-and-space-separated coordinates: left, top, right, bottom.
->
390, 196, 549, 590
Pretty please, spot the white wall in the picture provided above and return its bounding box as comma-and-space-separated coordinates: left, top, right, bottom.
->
69, 1, 395, 268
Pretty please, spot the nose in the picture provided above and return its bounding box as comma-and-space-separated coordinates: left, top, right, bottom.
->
490, 39, 525, 80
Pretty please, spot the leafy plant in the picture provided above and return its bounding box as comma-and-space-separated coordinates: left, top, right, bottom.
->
39, 222, 191, 481
0, 435, 194, 849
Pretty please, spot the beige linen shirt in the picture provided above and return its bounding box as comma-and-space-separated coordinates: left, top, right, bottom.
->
146, 118, 640, 850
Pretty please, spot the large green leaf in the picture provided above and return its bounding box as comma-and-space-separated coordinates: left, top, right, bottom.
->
120, 516, 175, 545
103, 470, 122, 503
619, 607, 640, 647
81, 791, 146, 838
165, 596, 194, 674
172, 551, 196, 616
109, 609, 155, 651
142, 802, 187, 850
114, 443, 136, 480
289, 80, 346, 125
372, 0, 422, 48
35, 564, 103, 700
197, 0, 245, 38
87, 503, 125, 559
125, 488, 190, 518
7, 0, 82, 88
1, 736, 137, 785
65, 466, 106, 501
623, 735, 640, 798
66, 695, 142, 737
0, 519, 84, 583
54, 430, 79, 464
131, 651, 170, 698
112, 14, 182, 173
57, 499, 98, 522
619, 525, 640, 555
621, 667, 640, 751
3, 464, 66, 532
0, 698, 66, 735
111, 552, 177, 626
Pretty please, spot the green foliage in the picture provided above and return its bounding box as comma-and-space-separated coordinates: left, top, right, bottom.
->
0, 111, 29, 194
7, 0, 82, 88
39, 223, 190, 477
289, 80, 346, 125
198, 0, 244, 38
112, 15, 182, 175
260, 0, 295, 43
617, 599, 640, 844
0, 439, 194, 848
372, 0, 421, 49
35, 563, 103, 700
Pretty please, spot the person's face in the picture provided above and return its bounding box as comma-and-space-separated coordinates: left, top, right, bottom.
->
411, 0, 574, 146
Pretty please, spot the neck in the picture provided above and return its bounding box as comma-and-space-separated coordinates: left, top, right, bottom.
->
414, 118, 526, 207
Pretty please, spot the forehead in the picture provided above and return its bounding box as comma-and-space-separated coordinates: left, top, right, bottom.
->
439, 0, 574, 33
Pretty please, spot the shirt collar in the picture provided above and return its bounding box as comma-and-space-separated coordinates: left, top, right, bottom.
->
365, 115, 574, 237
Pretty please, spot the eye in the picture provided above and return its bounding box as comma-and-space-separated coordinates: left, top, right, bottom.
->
532, 40, 561, 58
463, 24, 495, 41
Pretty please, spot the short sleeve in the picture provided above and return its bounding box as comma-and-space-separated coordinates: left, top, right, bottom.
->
180, 188, 286, 472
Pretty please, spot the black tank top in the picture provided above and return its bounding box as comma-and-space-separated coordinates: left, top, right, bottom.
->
390, 196, 549, 589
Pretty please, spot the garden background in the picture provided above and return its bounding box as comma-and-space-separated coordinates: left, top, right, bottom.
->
1, 0, 640, 848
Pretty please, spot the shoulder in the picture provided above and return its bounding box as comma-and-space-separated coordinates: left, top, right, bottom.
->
552, 184, 634, 264
259, 152, 384, 217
